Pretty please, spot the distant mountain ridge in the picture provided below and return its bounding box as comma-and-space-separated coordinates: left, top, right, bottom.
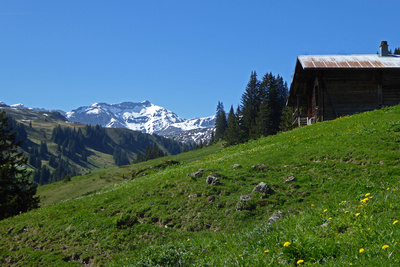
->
2, 100, 216, 144
65, 101, 216, 137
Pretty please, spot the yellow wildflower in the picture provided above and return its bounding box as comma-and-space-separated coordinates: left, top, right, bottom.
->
393, 220, 399, 225
297, 259, 304, 264
368, 228, 371, 231
328, 217, 332, 220
323, 209, 328, 212
365, 193, 370, 197
355, 213, 360, 217
311, 204, 314, 207
345, 211, 349, 213
382, 245, 389, 249
283, 242, 291, 247
187, 239, 190, 242
264, 250, 269, 253
387, 188, 390, 190
239, 254, 243, 257
359, 248, 365, 253
360, 198, 369, 203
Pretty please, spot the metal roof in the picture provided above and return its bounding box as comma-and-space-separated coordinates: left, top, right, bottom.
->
298, 54, 400, 69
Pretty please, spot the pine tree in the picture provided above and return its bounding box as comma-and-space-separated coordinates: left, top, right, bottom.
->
240, 71, 261, 141
225, 106, 241, 146
0, 111, 39, 220
280, 105, 294, 132
214, 101, 228, 142
255, 97, 273, 136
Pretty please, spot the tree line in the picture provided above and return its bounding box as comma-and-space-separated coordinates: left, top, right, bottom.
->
215, 71, 293, 146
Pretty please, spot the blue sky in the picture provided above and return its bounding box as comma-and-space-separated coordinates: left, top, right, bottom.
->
1, 1, 400, 119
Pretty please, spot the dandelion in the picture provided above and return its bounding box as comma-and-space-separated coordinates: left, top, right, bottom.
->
264, 250, 269, 253
187, 239, 190, 242
323, 209, 328, 212
360, 198, 369, 204
345, 211, 349, 213
297, 259, 304, 264
393, 220, 399, 225
387, 188, 390, 190
239, 254, 243, 257
359, 248, 365, 253
382, 245, 389, 249
328, 217, 332, 220
356, 213, 360, 217
368, 228, 371, 231
365, 193, 370, 197
311, 204, 314, 207
283, 242, 291, 247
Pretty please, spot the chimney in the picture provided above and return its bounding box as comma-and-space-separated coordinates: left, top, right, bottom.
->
380, 41, 389, 56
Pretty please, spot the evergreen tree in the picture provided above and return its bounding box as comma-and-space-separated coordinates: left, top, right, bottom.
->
258, 73, 288, 136
240, 71, 261, 140
135, 153, 144, 163
280, 105, 294, 132
214, 101, 228, 142
0, 111, 39, 220
255, 97, 273, 136
225, 106, 241, 146
394, 47, 400, 55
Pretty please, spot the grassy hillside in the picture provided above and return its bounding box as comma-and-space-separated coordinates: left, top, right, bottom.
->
1, 105, 400, 266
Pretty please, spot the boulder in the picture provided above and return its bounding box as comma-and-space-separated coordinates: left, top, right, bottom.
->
267, 211, 283, 226
253, 182, 275, 197
230, 164, 242, 169
187, 169, 204, 178
206, 175, 221, 186
283, 175, 295, 183
236, 195, 256, 211
252, 164, 269, 171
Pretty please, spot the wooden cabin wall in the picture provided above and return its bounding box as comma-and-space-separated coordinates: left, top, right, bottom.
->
382, 70, 400, 106
321, 70, 379, 120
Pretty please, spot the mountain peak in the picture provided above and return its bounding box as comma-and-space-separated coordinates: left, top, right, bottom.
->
66, 101, 215, 136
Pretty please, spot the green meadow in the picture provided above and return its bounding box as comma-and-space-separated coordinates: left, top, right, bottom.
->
2, 105, 400, 266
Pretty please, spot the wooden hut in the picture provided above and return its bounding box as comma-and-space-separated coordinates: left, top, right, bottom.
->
287, 41, 400, 126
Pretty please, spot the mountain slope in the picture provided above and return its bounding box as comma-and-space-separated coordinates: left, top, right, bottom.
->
0, 105, 186, 184
2, 106, 400, 265
66, 101, 216, 136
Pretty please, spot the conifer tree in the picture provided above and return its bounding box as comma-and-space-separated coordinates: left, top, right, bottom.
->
225, 105, 241, 146
214, 101, 228, 142
0, 111, 39, 220
240, 71, 261, 140
280, 105, 294, 132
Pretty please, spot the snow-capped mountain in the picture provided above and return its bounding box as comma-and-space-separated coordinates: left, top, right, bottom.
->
66, 101, 216, 136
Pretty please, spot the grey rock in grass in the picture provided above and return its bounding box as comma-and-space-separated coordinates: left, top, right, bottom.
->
267, 211, 283, 226
236, 194, 256, 211
187, 169, 204, 178
283, 175, 295, 183
230, 164, 242, 169
252, 164, 269, 171
253, 182, 275, 197
206, 175, 221, 186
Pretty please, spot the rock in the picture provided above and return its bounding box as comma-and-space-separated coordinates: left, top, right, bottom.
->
267, 211, 283, 226
206, 175, 221, 185
187, 169, 204, 178
230, 164, 242, 169
252, 164, 269, 171
236, 194, 256, 211
253, 182, 275, 197
283, 175, 295, 183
